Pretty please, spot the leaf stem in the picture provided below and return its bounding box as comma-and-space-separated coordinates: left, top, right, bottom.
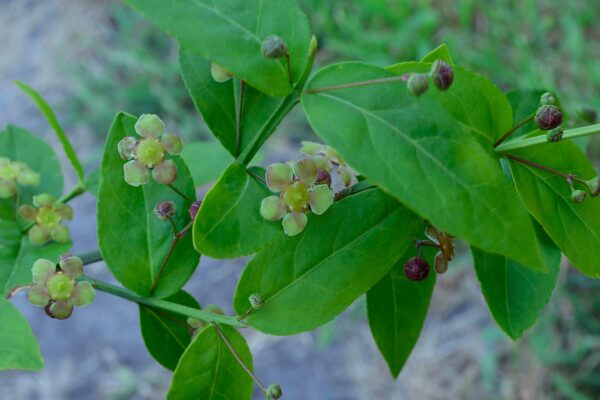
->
304, 76, 406, 94
236, 80, 246, 157
79, 275, 246, 328
496, 123, 600, 153
212, 323, 268, 393
167, 183, 194, 202
493, 113, 535, 148
150, 221, 193, 293
505, 154, 587, 185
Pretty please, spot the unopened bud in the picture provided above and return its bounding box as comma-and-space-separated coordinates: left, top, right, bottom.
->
154, 200, 176, 220
571, 189, 586, 204
546, 128, 563, 143
404, 257, 430, 281
262, 35, 288, 59
585, 177, 600, 197
407, 73, 429, 96
535, 105, 563, 130
266, 384, 282, 400
189, 200, 202, 220
249, 293, 265, 309
429, 60, 454, 91
540, 92, 557, 106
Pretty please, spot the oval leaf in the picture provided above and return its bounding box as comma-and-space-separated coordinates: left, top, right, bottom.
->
302, 62, 545, 271
509, 141, 600, 277
167, 325, 253, 400
367, 246, 436, 378
180, 141, 233, 187
472, 222, 560, 339
127, 0, 312, 96
420, 43, 454, 64
234, 188, 422, 335
0, 298, 44, 371
179, 49, 285, 157
98, 113, 199, 298
139, 290, 200, 371
193, 163, 282, 258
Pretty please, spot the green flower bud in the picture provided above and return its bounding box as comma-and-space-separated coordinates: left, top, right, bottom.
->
540, 92, 557, 106
282, 182, 310, 212
51, 224, 71, 244
248, 293, 265, 309
47, 300, 74, 320
32, 259, 56, 285
136, 138, 165, 167
535, 105, 563, 130
123, 160, 150, 187
294, 158, 318, 185
19, 204, 37, 221
571, 189, 586, 204
47, 272, 75, 301
578, 107, 597, 124
546, 128, 563, 143
260, 196, 287, 221
210, 63, 233, 83
266, 384, 282, 400
33, 193, 56, 207
118, 136, 137, 160
309, 185, 334, 215
59, 255, 83, 277
72, 282, 95, 307
266, 163, 294, 193
152, 159, 178, 185
161, 133, 184, 155
29, 225, 51, 246
135, 114, 165, 138
407, 73, 429, 96
282, 212, 307, 236
28, 286, 50, 307
585, 177, 600, 197
299, 141, 322, 155
429, 60, 454, 91
261, 35, 288, 59
17, 169, 40, 186
154, 200, 176, 220
0, 178, 16, 198
56, 204, 74, 221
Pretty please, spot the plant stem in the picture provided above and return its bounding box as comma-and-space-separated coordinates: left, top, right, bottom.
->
496, 123, 600, 153
212, 323, 268, 393
167, 184, 194, 202
305, 76, 406, 94
334, 180, 376, 201
150, 221, 193, 293
505, 154, 587, 184
79, 275, 246, 328
236, 80, 246, 157
493, 113, 535, 148
59, 184, 85, 203
79, 249, 103, 265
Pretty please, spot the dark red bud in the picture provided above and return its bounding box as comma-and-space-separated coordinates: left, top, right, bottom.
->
188, 200, 202, 220
429, 60, 454, 91
535, 105, 563, 130
404, 257, 430, 281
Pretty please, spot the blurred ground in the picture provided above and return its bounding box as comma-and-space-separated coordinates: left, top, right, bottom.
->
1, 1, 600, 399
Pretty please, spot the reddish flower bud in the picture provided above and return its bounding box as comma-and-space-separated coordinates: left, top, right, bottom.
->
404, 257, 430, 281
189, 200, 202, 220
429, 60, 454, 91
535, 105, 563, 130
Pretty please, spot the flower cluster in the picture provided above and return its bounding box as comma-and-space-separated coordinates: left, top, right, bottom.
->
118, 114, 183, 187
260, 142, 352, 236
28, 255, 95, 320
0, 157, 40, 198
19, 194, 73, 245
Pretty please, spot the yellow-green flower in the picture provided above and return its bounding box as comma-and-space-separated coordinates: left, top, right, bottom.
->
19, 194, 73, 245
0, 157, 40, 198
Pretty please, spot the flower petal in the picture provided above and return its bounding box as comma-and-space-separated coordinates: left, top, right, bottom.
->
266, 163, 294, 192
260, 196, 287, 221
31, 259, 56, 285
72, 282, 95, 307
123, 160, 150, 187
118, 136, 137, 160
135, 114, 165, 138
152, 159, 178, 184
310, 185, 334, 215
282, 212, 307, 236
59, 255, 83, 278
161, 133, 184, 155
294, 158, 318, 186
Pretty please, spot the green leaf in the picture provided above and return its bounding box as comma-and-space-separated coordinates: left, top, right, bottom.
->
14, 81, 85, 184
367, 246, 436, 378
193, 163, 282, 258
420, 43, 454, 64
386, 61, 512, 144
139, 290, 200, 371
167, 325, 253, 400
0, 298, 44, 371
506, 89, 545, 138
0, 220, 71, 296
0, 125, 64, 221
509, 141, 600, 277
98, 113, 199, 298
127, 0, 312, 96
302, 62, 545, 271
180, 141, 234, 187
234, 188, 421, 335
179, 49, 285, 158
472, 222, 560, 339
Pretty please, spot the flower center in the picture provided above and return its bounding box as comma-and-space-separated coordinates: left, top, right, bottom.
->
36, 206, 62, 228
282, 182, 310, 212
47, 273, 75, 301
136, 139, 165, 167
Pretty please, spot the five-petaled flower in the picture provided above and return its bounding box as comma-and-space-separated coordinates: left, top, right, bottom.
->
0, 157, 40, 198
19, 193, 73, 245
